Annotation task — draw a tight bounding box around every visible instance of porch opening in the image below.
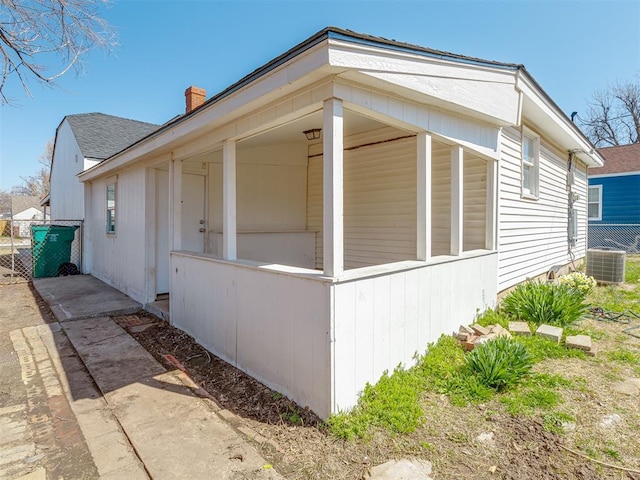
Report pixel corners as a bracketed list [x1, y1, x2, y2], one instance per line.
[169, 106, 493, 276]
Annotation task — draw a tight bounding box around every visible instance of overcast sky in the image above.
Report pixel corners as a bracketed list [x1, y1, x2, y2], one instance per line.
[1, 0, 638, 191]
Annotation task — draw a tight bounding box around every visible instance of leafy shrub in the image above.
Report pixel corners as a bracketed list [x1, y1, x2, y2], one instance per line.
[557, 272, 597, 298]
[501, 280, 589, 328]
[466, 337, 533, 390]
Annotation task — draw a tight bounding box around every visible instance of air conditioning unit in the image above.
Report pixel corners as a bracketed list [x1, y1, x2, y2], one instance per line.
[586, 249, 626, 284]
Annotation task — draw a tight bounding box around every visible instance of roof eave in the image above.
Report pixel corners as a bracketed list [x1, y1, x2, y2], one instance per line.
[516, 69, 604, 168]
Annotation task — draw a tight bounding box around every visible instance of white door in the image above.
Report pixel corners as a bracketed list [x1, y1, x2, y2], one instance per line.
[182, 173, 206, 253]
[155, 170, 170, 294]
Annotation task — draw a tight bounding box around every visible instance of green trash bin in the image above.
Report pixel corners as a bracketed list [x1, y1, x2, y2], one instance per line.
[31, 225, 79, 278]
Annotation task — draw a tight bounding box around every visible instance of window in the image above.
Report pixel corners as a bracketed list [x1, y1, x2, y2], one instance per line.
[106, 183, 116, 234]
[588, 185, 602, 220]
[521, 129, 540, 199]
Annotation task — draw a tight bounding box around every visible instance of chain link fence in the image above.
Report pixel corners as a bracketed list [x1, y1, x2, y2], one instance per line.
[0, 219, 83, 284]
[588, 223, 640, 253]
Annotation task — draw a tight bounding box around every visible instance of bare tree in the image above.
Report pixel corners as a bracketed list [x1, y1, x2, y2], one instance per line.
[578, 80, 640, 147]
[14, 139, 53, 198]
[0, 189, 11, 216]
[0, 0, 116, 103]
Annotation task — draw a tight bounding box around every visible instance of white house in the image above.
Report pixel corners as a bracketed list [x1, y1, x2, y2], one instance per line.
[49, 113, 159, 221]
[58, 28, 604, 418]
[11, 196, 49, 237]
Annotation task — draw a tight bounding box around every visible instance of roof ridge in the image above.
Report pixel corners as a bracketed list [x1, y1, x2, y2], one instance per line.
[66, 112, 159, 126]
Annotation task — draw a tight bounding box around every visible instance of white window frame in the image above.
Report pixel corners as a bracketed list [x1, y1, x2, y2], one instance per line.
[106, 182, 116, 235]
[521, 127, 540, 200]
[588, 185, 602, 221]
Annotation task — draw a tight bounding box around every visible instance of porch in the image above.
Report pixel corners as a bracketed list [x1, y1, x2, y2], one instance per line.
[160, 89, 500, 417]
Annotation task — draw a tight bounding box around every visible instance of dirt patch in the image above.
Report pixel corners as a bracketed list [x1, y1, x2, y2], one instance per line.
[116, 311, 640, 479]
[113, 312, 321, 428]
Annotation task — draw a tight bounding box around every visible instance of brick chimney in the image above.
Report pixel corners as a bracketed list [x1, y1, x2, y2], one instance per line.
[185, 86, 206, 113]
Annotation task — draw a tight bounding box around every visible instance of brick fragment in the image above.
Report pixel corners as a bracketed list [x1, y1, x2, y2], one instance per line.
[459, 325, 475, 335]
[472, 324, 491, 336]
[508, 321, 531, 336]
[490, 324, 512, 338]
[474, 333, 497, 346]
[535, 324, 563, 343]
[565, 335, 592, 351]
[456, 332, 470, 341]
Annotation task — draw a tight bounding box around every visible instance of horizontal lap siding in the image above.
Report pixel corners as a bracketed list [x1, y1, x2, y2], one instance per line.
[498, 127, 587, 291]
[308, 131, 488, 266]
[432, 142, 451, 255]
[464, 154, 487, 251]
[307, 127, 417, 269]
[344, 136, 416, 268]
[589, 175, 640, 223]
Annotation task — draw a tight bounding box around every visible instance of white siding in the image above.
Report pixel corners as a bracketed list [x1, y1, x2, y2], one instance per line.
[431, 142, 451, 255]
[50, 120, 87, 220]
[308, 127, 417, 269]
[498, 127, 587, 291]
[308, 129, 488, 266]
[86, 168, 148, 303]
[171, 252, 331, 418]
[207, 143, 308, 234]
[332, 251, 498, 411]
[464, 153, 487, 251]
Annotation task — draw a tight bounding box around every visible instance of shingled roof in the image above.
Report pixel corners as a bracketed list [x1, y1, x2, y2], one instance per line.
[590, 143, 640, 175]
[11, 196, 43, 216]
[65, 113, 159, 160]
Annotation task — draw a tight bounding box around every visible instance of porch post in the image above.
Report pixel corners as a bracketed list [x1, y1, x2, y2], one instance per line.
[169, 156, 182, 251]
[417, 132, 432, 261]
[485, 159, 498, 250]
[323, 97, 344, 277]
[223, 139, 237, 260]
[450, 146, 463, 256]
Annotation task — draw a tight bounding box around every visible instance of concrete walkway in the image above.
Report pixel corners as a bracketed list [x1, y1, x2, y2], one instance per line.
[33, 275, 141, 321]
[31, 275, 282, 480]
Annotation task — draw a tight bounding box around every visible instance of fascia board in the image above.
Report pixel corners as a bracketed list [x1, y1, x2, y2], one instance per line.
[79, 42, 334, 182]
[328, 39, 520, 126]
[589, 171, 640, 179]
[516, 72, 604, 168]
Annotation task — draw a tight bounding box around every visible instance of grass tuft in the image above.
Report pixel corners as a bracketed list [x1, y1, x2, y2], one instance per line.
[466, 337, 532, 390]
[501, 280, 589, 328]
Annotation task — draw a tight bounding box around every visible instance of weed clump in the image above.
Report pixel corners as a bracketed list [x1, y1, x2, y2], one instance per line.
[466, 337, 533, 390]
[501, 280, 589, 328]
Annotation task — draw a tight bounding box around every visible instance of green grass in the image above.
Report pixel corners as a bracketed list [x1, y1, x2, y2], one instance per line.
[587, 257, 640, 312]
[474, 307, 509, 329]
[625, 256, 640, 283]
[500, 385, 563, 416]
[327, 333, 584, 439]
[605, 348, 640, 366]
[542, 411, 575, 434]
[512, 335, 586, 362]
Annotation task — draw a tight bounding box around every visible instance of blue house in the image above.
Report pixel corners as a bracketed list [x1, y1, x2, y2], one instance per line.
[588, 143, 640, 252]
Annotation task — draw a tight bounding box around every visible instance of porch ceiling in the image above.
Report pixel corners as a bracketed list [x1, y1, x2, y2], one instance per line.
[238, 109, 386, 149]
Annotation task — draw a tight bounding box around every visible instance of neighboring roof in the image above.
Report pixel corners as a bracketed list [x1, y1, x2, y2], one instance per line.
[590, 143, 640, 175]
[64, 113, 159, 160]
[11, 196, 43, 215]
